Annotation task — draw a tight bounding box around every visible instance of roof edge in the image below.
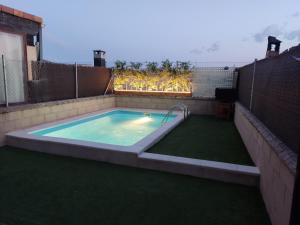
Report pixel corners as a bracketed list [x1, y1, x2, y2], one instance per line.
[0, 4, 43, 24]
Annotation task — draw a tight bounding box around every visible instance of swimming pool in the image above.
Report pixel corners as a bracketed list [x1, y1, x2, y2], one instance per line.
[6, 108, 184, 157]
[31, 110, 176, 146]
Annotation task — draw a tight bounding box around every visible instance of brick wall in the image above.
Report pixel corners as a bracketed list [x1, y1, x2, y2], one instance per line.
[0, 95, 115, 146]
[116, 95, 216, 114]
[235, 102, 296, 225]
[0, 95, 216, 147]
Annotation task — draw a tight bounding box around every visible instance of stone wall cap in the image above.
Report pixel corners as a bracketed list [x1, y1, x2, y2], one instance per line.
[236, 102, 297, 175]
[0, 95, 115, 114]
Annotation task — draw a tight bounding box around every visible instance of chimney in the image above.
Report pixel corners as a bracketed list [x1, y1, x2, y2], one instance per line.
[265, 36, 281, 58]
[93, 50, 106, 67]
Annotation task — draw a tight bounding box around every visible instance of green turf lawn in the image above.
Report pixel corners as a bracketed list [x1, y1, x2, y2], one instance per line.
[148, 115, 254, 165]
[0, 146, 270, 225]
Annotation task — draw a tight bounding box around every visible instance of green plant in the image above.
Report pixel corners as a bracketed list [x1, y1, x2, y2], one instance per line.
[114, 60, 126, 70]
[146, 62, 158, 73]
[113, 60, 192, 93]
[161, 59, 172, 72]
[130, 62, 143, 70]
[180, 62, 191, 72]
[174, 61, 191, 73]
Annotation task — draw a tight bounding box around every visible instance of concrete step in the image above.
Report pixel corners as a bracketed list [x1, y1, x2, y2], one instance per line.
[137, 152, 260, 186]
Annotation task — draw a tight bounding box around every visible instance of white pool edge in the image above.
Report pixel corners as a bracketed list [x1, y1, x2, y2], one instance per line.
[6, 107, 184, 154]
[5, 107, 260, 186]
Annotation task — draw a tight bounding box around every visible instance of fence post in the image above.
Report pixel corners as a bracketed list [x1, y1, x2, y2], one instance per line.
[249, 59, 257, 111]
[1, 54, 8, 107]
[75, 62, 78, 98]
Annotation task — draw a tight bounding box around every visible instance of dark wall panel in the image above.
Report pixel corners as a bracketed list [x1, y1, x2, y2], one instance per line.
[237, 63, 253, 108]
[28, 62, 112, 103]
[238, 45, 300, 154]
[0, 12, 40, 35]
[29, 62, 75, 102]
[78, 66, 111, 97]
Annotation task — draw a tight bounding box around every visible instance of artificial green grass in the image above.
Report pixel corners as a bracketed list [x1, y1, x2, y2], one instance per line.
[0, 146, 270, 225]
[148, 115, 254, 165]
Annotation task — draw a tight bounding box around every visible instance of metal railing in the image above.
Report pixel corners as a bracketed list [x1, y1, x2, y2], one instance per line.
[1, 55, 8, 107]
[161, 103, 189, 126]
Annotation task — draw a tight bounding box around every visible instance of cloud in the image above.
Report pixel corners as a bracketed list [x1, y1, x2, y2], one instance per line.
[206, 42, 220, 52]
[190, 48, 203, 55]
[284, 29, 300, 41]
[291, 12, 299, 18]
[190, 42, 220, 55]
[253, 24, 284, 42]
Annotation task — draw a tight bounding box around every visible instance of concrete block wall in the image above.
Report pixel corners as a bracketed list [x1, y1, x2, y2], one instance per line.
[116, 95, 216, 114]
[234, 102, 297, 225]
[0, 95, 115, 147]
[0, 95, 216, 147]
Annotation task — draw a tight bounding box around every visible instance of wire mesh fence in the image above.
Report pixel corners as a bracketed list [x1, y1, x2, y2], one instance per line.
[0, 56, 5, 105]
[0, 56, 112, 106]
[106, 60, 250, 69]
[192, 67, 237, 98]
[0, 57, 26, 106]
[111, 60, 240, 97]
[0, 56, 244, 107]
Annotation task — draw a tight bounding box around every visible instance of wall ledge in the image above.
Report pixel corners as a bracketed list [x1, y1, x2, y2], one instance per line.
[236, 102, 297, 175]
[116, 94, 215, 101]
[0, 95, 115, 114]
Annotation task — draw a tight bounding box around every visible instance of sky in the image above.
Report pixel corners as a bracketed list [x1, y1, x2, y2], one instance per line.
[1, 0, 300, 66]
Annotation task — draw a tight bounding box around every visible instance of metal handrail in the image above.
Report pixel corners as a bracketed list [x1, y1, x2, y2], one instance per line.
[176, 102, 189, 117]
[161, 103, 189, 125]
[104, 73, 115, 95]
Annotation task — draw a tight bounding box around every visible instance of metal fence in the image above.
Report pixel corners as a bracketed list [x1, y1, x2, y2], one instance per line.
[1, 56, 242, 106]
[192, 67, 238, 98]
[0, 56, 27, 106]
[0, 56, 113, 106]
[238, 45, 300, 154]
[29, 61, 113, 103]
[112, 67, 237, 98]
[0, 55, 5, 105]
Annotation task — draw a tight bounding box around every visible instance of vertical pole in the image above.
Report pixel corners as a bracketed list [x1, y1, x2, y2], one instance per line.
[37, 27, 43, 60]
[249, 59, 257, 112]
[289, 151, 300, 225]
[2, 55, 8, 107]
[75, 62, 78, 98]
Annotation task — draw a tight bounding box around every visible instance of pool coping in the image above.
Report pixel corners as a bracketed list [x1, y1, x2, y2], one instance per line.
[137, 152, 260, 186]
[6, 107, 184, 154]
[5, 107, 260, 186]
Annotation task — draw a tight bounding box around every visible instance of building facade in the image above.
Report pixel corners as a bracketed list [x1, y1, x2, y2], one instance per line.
[0, 4, 43, 105]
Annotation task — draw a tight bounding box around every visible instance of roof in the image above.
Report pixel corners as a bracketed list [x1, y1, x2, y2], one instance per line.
[0, 4, 43, 24]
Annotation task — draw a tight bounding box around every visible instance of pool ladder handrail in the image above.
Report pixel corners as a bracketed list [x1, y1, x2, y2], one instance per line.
[104, 73, 115, 95]
[161, 103, 189, 126]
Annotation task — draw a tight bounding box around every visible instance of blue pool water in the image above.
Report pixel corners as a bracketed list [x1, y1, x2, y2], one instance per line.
[31, 110, 176, 146]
